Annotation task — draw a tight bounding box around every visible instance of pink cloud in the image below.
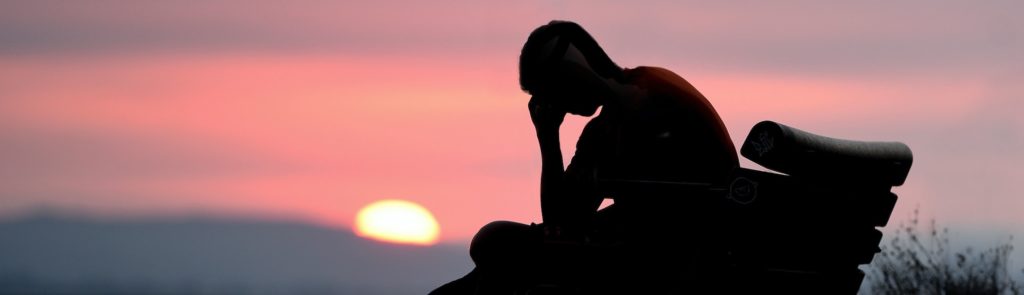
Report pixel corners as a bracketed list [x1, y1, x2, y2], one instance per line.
[3, 49, 1020, 242]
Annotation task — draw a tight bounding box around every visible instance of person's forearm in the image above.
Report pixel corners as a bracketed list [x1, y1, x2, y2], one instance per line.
[536, 126, 565, 224]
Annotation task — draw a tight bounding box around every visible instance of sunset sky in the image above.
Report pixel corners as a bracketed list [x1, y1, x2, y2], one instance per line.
[0, 1, 1021, 245]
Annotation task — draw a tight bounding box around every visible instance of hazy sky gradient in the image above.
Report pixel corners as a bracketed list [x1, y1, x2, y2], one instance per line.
[0, 1, 1021, 245]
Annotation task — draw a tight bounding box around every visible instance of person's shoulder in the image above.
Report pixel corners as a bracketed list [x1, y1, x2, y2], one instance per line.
[625, 65, 673, 75]
[624, 66, 687, 85]
[624, 66, 708, 109]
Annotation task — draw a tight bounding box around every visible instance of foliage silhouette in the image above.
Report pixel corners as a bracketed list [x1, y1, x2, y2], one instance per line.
[865, 209, 1024, 295]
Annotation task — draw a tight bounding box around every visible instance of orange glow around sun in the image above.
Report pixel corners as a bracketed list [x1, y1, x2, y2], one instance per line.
[355, 199, 440, 246]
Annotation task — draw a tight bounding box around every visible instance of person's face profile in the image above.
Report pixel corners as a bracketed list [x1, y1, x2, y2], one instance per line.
[557, 66, 603, 116]
[524, 36, 599, 116]
[531, 74, 600, 117]
[530, 46, 602, 117]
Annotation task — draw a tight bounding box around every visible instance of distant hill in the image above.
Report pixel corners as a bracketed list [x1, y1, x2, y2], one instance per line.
[0, 211, 473, 295]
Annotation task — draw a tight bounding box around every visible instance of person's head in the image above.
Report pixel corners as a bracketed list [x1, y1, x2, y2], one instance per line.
[519, 21, 624, 116]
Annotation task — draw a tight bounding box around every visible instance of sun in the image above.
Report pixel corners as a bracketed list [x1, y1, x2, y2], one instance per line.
[355, 199, 440, 246]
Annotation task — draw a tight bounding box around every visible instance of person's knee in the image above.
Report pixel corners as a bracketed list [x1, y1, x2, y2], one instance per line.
[469, 221, 532, 267]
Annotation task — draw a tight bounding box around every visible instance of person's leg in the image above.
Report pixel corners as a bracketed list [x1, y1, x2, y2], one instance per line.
[470, 220, 551, 294]
[469, 220, 537, 269]
[427, 268, 481, 295]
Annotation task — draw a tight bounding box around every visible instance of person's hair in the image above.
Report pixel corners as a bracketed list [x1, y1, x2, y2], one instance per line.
[519, 20, 623, 94]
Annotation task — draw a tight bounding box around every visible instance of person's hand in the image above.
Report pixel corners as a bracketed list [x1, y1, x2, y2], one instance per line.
[528, 95, 566, 131]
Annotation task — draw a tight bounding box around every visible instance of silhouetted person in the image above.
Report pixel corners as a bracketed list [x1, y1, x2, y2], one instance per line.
[432, 20, 739, 294]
